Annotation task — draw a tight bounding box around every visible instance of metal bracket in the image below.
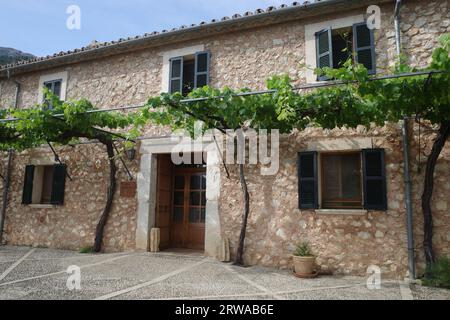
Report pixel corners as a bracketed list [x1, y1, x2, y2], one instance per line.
[112, 142, 133, 181]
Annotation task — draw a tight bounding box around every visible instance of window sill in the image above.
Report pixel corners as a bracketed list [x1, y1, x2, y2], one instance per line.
[28, 204, 56, 209]
[316, 209, 367, 216]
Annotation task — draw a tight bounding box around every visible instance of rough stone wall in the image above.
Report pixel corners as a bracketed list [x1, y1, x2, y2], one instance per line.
[0, 0, 448, 275]
[219, 124, 409, 278]
[1, 143, 139, 252]
[219, 122, 450, 279]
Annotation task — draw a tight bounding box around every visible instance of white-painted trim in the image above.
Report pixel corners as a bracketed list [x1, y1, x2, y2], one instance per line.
[304, 14, 364, 84]
[160, 45, 205, 93]
[37, 71, 68, 103]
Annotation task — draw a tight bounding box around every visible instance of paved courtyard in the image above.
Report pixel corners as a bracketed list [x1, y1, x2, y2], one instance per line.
[0, 246, 449, 300]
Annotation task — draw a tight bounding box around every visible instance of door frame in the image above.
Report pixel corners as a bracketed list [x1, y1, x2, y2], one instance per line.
[135, 137, 222, 258]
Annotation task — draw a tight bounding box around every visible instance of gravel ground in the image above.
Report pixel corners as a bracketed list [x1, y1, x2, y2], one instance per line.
[0, 246, 449, 300]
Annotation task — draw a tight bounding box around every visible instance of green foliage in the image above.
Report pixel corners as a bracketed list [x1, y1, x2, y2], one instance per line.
[423, 257, 450, 289]
[0, 89, 134, 152]
[79, 246, 94, 254]
[1, 34, 449, 153]
[293, 242, 313, 257]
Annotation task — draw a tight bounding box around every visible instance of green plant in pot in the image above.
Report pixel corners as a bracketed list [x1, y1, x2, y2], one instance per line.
[293, 242, 316, 275]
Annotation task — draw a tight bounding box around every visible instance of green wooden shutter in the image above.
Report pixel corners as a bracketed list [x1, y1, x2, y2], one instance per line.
[169, 57, 184, 94]
[194, 51, 210, 89]
[316, 27, 333, 81]
[353, 22, 376, 75]
[298, 152, 318, 209]
[362, 149, 387, 210]
[22, 165, 35, 205]
[50, 164, 67, 205]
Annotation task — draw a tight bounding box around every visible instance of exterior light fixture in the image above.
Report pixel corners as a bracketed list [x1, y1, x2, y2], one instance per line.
[125, 147, 136, 161]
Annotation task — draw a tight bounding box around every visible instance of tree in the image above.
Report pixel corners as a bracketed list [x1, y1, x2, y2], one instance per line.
[0, 94, 133, 252]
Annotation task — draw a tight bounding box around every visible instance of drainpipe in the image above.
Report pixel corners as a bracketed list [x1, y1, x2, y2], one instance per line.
[395, 0, 416, 280]
[0, 71, 19, 244]
[402, 117, 416, 280]
[394, 0, 402, 58]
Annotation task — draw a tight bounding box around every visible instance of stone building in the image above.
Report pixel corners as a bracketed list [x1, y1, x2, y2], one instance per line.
[0, 0, 449, 279]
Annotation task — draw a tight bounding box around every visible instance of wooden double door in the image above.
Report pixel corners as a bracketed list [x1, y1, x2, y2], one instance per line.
[156, 155, 206, 251]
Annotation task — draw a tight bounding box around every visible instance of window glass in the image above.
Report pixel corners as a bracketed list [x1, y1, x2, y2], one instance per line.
[174, 176, 185, 189]
[174, 191, 184, 206]
[173, 207, 184, 223]
[189, 207, 200, 223]
[190, 191, 201, 206]
[190, 175, 201, 190]
[40, 166, 54, 204]
[322, 153, 362, 209]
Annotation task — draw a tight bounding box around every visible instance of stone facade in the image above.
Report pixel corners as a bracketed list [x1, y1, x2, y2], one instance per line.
[1, 144, 139, 252]
[0, 0, 449, 278]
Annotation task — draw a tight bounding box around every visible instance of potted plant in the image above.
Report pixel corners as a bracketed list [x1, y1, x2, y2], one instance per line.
[293, 242, 316, 276]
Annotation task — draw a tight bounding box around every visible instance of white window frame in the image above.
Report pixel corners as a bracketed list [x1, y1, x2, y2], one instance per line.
[304, 14, 364, 84]
[160, 45, 204, 93]
[37, 71, 68, 103]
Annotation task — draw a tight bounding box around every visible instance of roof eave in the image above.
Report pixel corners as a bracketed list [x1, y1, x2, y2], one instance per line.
[0, 0, 391, 79]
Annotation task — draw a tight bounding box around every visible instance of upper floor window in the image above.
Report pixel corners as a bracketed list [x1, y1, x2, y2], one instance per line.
[316, 22, 375, 80]
[43, 79, 62, 99]
[37, 71, 68, 104]
[169, 51, 210, 95]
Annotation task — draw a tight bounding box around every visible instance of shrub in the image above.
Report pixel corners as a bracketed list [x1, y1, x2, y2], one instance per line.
[423, 257, 450, 289]
[294, 242, 314, 257]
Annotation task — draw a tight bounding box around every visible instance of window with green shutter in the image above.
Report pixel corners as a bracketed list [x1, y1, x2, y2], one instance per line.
[298, 149, 387, 211]
[315, 28, 333, 81]
[169, 51, 210, 95]
[353, 22, 376, 74]
[298, 152, 318, 209]
[315, 22, 376, 80]
[169, 57, 183, 94]
[21, 164, 67, 206]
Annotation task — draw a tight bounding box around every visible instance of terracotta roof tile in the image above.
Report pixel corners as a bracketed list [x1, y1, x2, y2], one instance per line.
[0, 0, 345, 72]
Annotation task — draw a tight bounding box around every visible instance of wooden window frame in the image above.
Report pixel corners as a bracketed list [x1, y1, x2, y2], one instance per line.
[319, 151, 364, 210]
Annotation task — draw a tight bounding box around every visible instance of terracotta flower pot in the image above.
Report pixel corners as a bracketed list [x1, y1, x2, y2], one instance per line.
[293, 255, 316, 275]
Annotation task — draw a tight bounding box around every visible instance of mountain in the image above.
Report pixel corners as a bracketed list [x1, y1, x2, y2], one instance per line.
[0, 47, 35, 66]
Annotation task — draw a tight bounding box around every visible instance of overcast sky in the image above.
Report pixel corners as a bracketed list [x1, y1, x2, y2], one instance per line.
[0, 0, 300, 57]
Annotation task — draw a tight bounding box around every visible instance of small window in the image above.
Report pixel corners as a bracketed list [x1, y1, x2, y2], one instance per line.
[316, 23, 376, 79]
[169, 51, 210, 95]
[22, 164, 67, 205]
[321, 152, 362, 209]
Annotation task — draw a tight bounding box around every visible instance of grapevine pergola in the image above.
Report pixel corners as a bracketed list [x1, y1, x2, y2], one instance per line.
[0, 34, 448, 270]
